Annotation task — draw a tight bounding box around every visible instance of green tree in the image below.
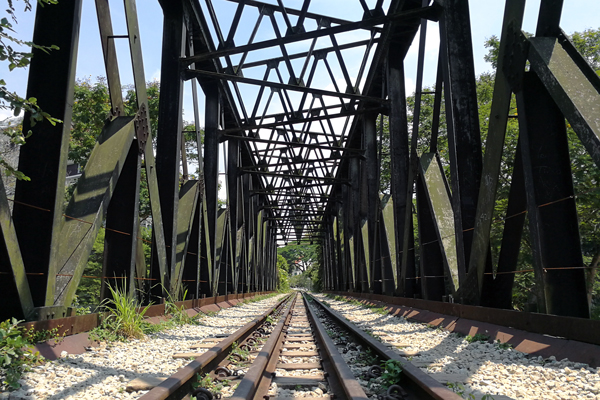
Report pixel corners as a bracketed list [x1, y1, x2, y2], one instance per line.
[276, 254, 290, 292]
[69, 77, 112, 168]
[277, 243, 319, 274]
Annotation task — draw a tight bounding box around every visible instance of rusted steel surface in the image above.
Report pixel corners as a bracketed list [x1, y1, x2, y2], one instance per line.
[19, 291, 273, 339]
[310, 294, 462, 400]
[326, 291, 600, 367]
[303, 293, 368, 400]
[327, 291, 600, 346]
[34, 332, 99, 360]
[20, 313, 100, 339]
[229, 296, 295, 400]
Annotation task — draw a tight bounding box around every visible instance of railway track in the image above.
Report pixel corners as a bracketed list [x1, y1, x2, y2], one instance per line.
[139, 291, 463, 400]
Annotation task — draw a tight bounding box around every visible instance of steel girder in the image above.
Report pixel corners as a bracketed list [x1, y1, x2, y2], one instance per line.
[1, 0, 598, 321]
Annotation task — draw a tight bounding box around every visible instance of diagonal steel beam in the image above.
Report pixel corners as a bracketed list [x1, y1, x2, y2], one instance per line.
[181, 6, 438, 65]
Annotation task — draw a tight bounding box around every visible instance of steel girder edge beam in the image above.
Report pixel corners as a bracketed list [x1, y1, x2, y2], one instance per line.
[528, 35, 600, 168]
[0, 175, 34, 320]
[50, 117, 136, 308]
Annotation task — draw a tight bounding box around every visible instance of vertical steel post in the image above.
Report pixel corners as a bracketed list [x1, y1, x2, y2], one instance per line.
[364, 113, 380, 293]
[438, 0, 484, 288]
[349, 157, 360, 291]
[156, 2, 186, 294]
[493, 143, 527, 309]
[387, 56, 415, 297]
[12, 0, 82, 308]
[516, 72, 589, 318]
[204, 83, 220, 295]
[227, 139, 240, 293]
[102, 142, 141, 299]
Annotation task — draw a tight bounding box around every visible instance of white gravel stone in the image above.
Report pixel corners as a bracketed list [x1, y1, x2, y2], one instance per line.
[5, 294, 286, 399]
[313, 293, 600, 400]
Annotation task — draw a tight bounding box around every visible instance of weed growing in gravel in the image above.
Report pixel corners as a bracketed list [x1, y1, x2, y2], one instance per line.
[363, 303, 387, 315]
[0, 318, 45, 390]
[447, 382, 473, 398]
[228, 341, 250, 362]
[164, 288, 202, 326]
[192, 373, 225, 398]
[371, 306, 388, 315]
[464, 333, 490, 343]
[495, 339, 512, 350]
[238, 293, 279, 306]
[24, 325, 66, 345]
[380, 359, 403, 387]
[322, 301, 331, 307]
[364, 329, 382, 341]
[356, 348, 378, 366]
[90, 283, 151, 342]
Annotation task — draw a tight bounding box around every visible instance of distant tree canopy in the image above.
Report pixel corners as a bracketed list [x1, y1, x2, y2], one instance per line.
[276, 254, 290, 292]
[277, 243, 319, 274]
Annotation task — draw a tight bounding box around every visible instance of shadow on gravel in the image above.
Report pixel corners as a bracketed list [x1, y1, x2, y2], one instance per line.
[17, 358, 170, 400]
[312, 294, 600, 400]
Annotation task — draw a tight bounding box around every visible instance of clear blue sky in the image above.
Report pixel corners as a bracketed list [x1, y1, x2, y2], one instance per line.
[2, 0, 599, 122]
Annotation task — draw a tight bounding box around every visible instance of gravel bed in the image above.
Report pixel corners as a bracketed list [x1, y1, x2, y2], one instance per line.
[313, 294, 600, 400]
[3, 294, 286, 400]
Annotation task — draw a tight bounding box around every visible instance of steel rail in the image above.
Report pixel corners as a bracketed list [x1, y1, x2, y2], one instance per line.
[306, 293, 463, 400]
[229, 293, 296, 399]
[138, 293, 293, 400]
[301, 292, 369, 400]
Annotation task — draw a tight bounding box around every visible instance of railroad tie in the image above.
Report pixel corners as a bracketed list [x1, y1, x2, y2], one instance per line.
[276, 362, 322, 370]
[125, 376, 168, 392]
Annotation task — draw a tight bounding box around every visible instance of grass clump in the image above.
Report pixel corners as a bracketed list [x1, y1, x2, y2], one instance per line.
[165, 288, 202, 326]
[0, 318, 44, 390]
[191, 373, 226, 399]
[90, 283, 151, 342]
[495, 339, 512, 350]
[464, 333, 490, 343]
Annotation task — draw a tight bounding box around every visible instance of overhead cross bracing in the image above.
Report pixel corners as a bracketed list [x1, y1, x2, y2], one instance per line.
[1, 0, 600, 324]
[184, 0, 420, 246]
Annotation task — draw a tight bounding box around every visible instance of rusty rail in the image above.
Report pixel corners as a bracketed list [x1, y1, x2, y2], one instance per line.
[139, 293, 293, 400]
[229, 294, 296, 399]
[302, 292, 369, 400]
[307, 293, 463, 400]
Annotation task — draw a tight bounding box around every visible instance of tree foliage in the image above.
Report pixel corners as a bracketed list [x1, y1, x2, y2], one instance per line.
[277, 243, 319, 274]
[276, 254, 290, 292]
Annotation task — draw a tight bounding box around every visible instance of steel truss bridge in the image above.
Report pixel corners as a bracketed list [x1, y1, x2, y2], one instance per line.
[1, 0, 599, 322]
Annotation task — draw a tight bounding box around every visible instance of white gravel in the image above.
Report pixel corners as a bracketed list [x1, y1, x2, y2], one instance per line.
[2, 294, 286, 400]
[313, 294, 600, 400]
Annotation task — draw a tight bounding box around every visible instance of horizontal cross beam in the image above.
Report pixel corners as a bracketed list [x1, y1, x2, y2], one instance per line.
[185, 69, 388, 104]
[181, 6, 438, 65]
